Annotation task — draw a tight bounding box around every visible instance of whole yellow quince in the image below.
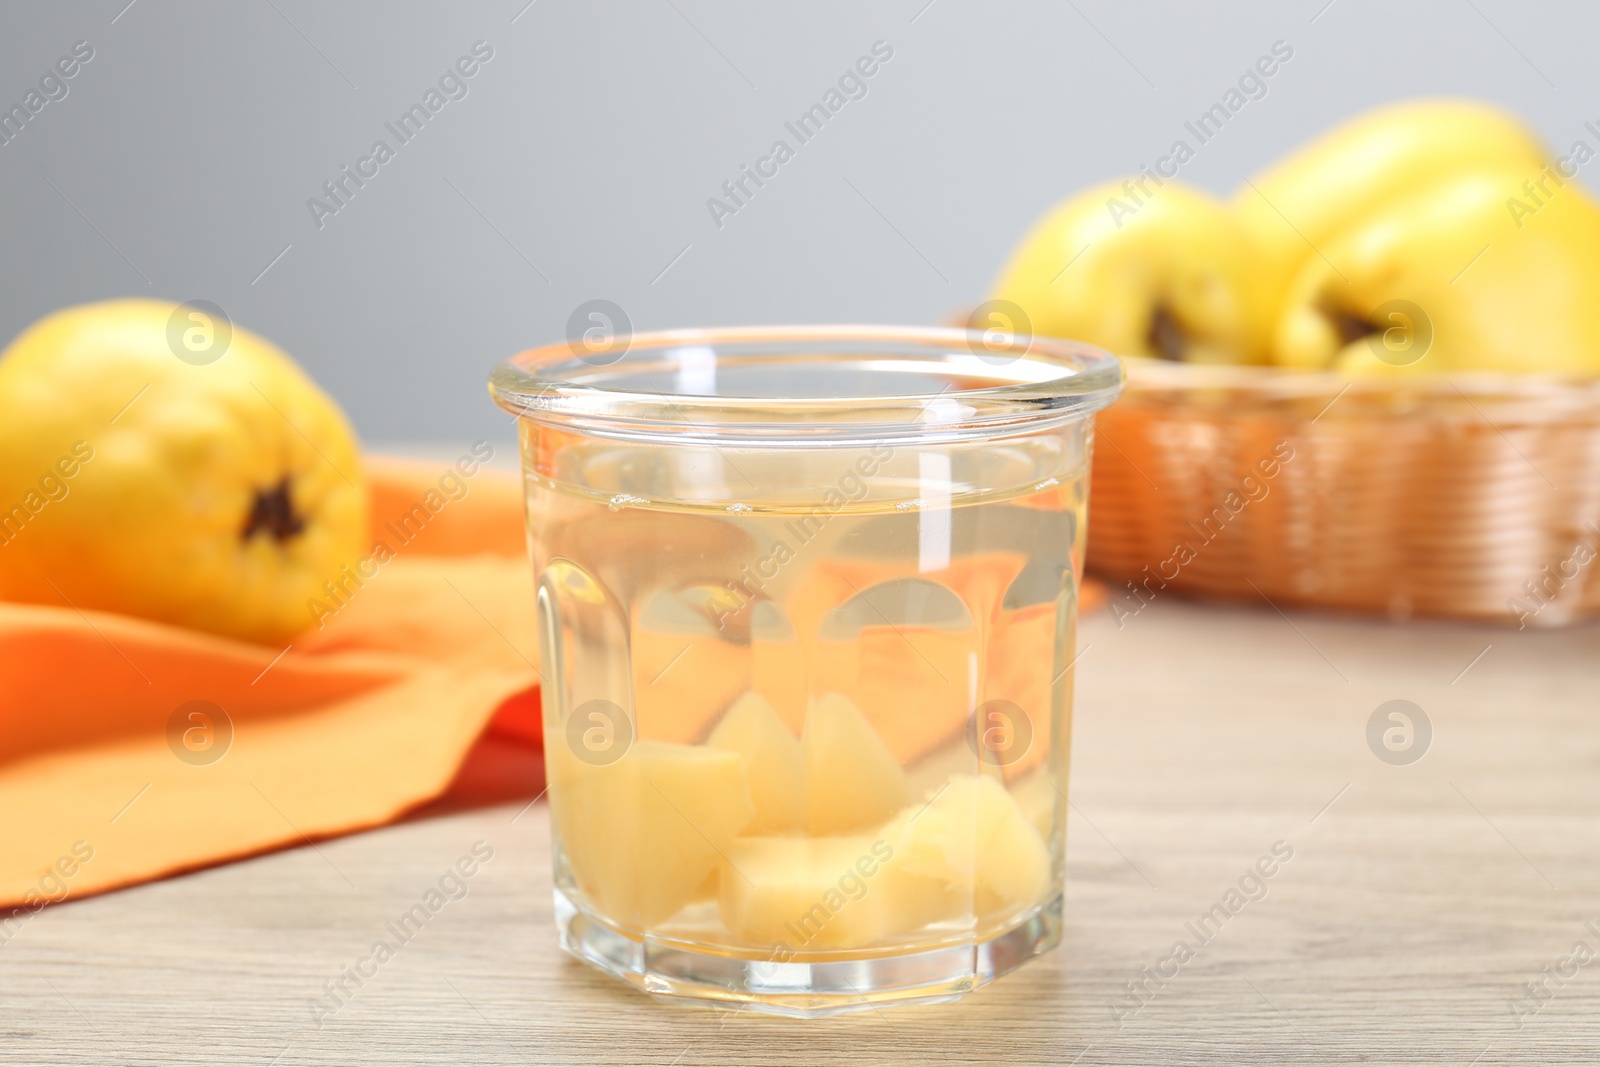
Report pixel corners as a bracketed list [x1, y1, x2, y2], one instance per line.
[0, 299, 366, 643]
[991, 180, 1270, 363]
[1274, 169, 1600, 374]
[1234, 98, 1552, 335]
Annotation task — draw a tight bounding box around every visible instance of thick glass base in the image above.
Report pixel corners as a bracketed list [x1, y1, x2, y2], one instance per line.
[554, 886, 1063, 1017]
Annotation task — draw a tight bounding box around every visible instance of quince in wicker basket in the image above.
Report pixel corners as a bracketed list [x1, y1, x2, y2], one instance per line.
[983, 99, 1600, 627]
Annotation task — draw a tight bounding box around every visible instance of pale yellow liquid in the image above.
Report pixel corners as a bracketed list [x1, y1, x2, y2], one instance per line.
[526, 429, 1087, 960]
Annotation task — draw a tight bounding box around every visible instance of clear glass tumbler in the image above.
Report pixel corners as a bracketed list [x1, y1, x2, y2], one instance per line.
[489, 326, 1121, 1015]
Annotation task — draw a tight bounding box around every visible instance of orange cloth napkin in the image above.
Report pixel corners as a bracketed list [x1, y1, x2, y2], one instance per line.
[1, 455, 542, 911]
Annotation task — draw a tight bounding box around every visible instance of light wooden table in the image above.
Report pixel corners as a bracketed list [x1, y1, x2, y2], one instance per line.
[8, 597, 1598, 1066]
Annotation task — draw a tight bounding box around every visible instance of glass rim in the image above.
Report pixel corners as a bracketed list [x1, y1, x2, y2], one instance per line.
[488, 325, 1124, 446]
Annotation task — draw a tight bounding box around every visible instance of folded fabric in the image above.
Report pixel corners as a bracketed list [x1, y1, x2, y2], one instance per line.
[1, 456, 541, 912]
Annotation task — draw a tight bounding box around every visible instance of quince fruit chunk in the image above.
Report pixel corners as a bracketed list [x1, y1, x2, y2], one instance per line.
[551, 740, 754, 928]
[802, 693, 911, 835]
[707, 691, 804, 833]
[718, 834, 959, 950]
[892, 774, 1051, 916]
[1011, 771, 1059, 843]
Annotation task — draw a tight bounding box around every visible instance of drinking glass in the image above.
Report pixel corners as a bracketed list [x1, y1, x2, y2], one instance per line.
[490, 326, 1122, 1015]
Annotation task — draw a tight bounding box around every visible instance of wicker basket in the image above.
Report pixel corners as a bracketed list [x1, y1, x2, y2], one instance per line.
[1086, 358, 1600, 627]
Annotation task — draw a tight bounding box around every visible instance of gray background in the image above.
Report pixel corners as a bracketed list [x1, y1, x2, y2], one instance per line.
[1, 0, 1594, 446]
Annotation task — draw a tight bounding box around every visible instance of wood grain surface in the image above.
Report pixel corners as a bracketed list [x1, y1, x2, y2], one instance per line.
[7, 596, 1598, 1066]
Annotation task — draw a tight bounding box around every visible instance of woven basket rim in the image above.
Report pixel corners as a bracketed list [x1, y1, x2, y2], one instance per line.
[1116, 356, 1600, 423]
